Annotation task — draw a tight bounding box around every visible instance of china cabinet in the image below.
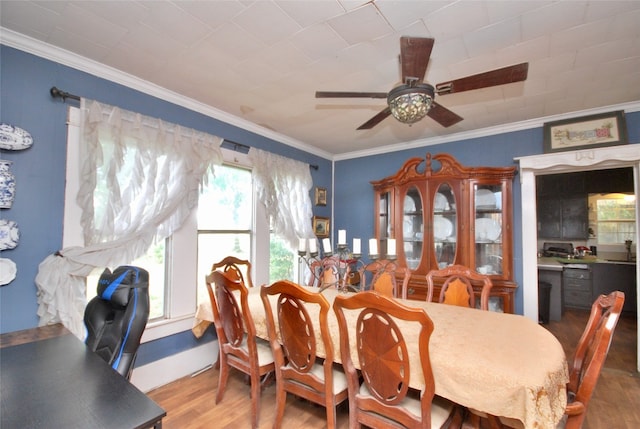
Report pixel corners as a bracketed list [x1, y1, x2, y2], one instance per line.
[371, 153, 517, 312]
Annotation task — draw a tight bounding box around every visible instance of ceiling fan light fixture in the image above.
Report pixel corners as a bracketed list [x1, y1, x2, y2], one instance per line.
[387, 83, 435, 124]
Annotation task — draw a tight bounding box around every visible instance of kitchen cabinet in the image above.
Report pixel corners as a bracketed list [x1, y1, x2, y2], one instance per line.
[538, 169, 634, 196]
[536, 168, 633, 240]
[542, 261, 636, 314]
[561, 197, 589, 239]
[537, 199, 562, 238]
[592, 262, 637, 314]
[586, 168, 634, 193]
[563, 267, 593, 310]
[537, 172, 585, 197]
[537, 196, 588, 240]
[371, 153, 517, 312]
[536, 173, 588, 240]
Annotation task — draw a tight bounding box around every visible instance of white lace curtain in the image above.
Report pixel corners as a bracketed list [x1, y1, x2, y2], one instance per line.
[249, 147, 315, 250]
[35, 99, 223, 338]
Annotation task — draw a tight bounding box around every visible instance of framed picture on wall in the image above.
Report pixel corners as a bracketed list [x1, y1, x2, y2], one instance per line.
[314, 187, 327, 206]
[543, 110, 627, 153]
[312, 216, 330, 238]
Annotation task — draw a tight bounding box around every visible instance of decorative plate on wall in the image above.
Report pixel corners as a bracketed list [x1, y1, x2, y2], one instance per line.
[0, 123, 33, 150]
[0, 219, 20, 250]
[0, 160, 16, 209]
[0, 258, 17, 286]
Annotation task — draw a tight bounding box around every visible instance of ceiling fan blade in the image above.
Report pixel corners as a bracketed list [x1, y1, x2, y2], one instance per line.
[316, 91, 388, 99]
[435, 63, 529, 95]
[400, 37, 434, 84]
[357, 107, 392, 130]
[427, 102, 463, 128]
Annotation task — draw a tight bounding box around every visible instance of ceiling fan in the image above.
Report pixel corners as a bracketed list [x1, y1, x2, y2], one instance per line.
[315, 37, 529, 130]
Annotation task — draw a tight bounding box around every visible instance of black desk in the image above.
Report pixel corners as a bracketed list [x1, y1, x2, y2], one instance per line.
[1, 327, 165, 429]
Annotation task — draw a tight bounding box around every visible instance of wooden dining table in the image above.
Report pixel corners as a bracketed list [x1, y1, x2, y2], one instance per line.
[193, 286, 568, 429]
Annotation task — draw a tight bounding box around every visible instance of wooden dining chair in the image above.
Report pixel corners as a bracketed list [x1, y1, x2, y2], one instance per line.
[211, 255, 254, 288]
[425, 264, 493, 311]
[206, 269, 275, 429]
[260, 280, 348, 428]
[358, 259, 411, 299]
[498, 291, 626, 429]
[333, 291, 459, 429]
[308, 255, 349, 290]
[562, 291, 625, 429]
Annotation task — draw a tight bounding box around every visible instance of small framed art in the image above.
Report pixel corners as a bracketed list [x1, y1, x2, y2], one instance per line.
[312, 216, 330, 238]
[314, 187, 327, 206]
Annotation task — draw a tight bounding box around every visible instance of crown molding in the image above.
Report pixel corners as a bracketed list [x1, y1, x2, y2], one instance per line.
[335, 101, 640, 161]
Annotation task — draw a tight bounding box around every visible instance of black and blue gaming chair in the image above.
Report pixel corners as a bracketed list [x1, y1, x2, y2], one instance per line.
[84, 265, 150, 380]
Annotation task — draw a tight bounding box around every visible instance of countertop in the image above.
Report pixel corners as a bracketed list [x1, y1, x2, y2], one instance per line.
[538, 256, 636, 270]
[537, 257, 565, 271]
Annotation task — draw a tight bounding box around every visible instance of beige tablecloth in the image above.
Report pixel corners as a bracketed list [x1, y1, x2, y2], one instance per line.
[193, 287, 568, 429]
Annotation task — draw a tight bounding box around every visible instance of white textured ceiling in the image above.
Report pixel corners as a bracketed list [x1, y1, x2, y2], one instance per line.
[1, 0, 639, 157]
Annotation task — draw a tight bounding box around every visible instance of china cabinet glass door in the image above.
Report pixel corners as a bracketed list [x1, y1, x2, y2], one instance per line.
[473, 183, 503, 275]
[402, 186, 423, 270]
[433, 183, 457, 269]
[377, 190, 392, 257]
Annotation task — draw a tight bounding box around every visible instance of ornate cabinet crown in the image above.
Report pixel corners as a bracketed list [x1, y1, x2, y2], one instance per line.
[371, 153, 517, 312]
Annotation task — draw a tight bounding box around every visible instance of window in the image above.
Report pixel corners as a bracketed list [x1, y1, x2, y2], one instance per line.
[592, 193, 636, 244]
[195, 163, 298, 304]
[269, 232, 296, 284]
[67, 107, 171, 320]
[86, 242, 167, 320]
[196, 164, 253, 304]
[65, 107, 300, 341]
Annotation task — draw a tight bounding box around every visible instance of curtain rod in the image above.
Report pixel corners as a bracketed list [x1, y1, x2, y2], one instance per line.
[49, 87, 319, 171]
[50, 86, 80, 102]
[224, 139, 318, 170]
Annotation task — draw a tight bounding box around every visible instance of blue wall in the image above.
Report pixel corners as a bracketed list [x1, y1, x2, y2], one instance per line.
[335, 116, 640, 314]
[0, 46, 331, 356]
[1, 44, 638, 364]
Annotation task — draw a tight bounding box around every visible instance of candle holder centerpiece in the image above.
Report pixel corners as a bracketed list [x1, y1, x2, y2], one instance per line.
[298, 230, 397, 293]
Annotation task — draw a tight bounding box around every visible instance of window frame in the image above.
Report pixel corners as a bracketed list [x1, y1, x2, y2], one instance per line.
[195, 161, 255, 306]
[592, 193, 636, 246]
[64, 107, 270, 342]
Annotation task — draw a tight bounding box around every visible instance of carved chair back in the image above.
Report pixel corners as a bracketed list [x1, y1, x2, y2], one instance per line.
[211, 255, 253, 288]
[358, 259, 410, 299]
[333, 291, 455, 428]
[426, 264, 492, 311]
[308, 256, 349, 290]
[261, 280, 348, 428]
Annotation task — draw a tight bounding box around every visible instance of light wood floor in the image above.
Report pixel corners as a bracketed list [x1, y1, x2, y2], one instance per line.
[147, 309, 639, 429]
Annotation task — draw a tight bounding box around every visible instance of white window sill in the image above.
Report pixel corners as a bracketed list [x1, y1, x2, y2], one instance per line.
[140, 314, 199, 343]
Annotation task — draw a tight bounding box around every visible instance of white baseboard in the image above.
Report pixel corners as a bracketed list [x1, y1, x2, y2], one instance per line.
[130, 341, 219, 393]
